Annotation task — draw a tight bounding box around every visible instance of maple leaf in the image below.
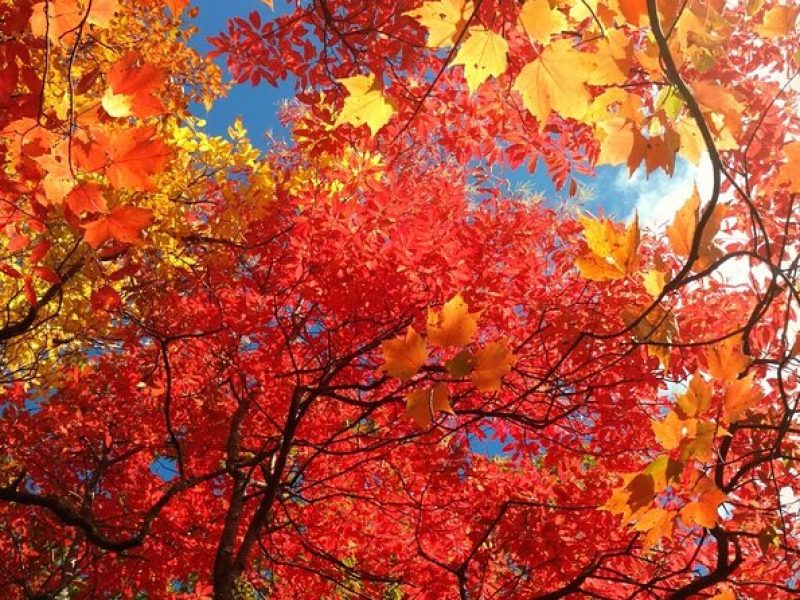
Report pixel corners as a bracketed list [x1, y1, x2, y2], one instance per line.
[101, 53, 165, 118]
[575, 213, 639, 281]
[674, 374, 712, 419]
[165, 0, 190, 15]
[381, 326, 428, 379]
[631, 506, 674, 551]
[426, 293, 480, 347]
[452, 26, 508, 93]
[65, 183, 108, 215]
[679, 475, 727, 529]
[722, 372, 763, 425]
[777, 141, 800, 193]
[471, 338, 516, 392]
[445, 349, 474, 377]
[666, 186, 727, 270]
[98, 126, 172, 191]
[644, 455, 684, 492]
[616, 0, 647, 26]
[513, 39, 593, 125]
[706, 335, 750, 383]
[652, 411, 696, 451]
[334, 73, 395, 136]
[755, 5, 799, 39]
[404, 0, 474, 48]
[82, 205, 153, 248]
[518, 0, 566, 45]
[406, 383, 453, 428]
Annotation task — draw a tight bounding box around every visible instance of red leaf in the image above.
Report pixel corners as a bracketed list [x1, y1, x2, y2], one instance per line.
[82, 205, 153, 248]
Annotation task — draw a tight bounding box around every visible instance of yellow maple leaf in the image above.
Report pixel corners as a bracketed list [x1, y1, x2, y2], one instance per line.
[575, 213, 639, 281]
[755, 5, 799, 39]
[427, 293, 480, 347]
[653, 411, 696, 451]
[453, 26, 508, 93]
[706, 335, 750, 383]
[381, 326, 428, 379]
[632, 506, 675, 550]
[334, 73, 395, 136]
[518, 0, 567, 44]
[675, 374, 712, 419]
[406, 383, 453, 428]
[722, 372, 763, 425]
[404, 0, 474, 48]
[471, 338, 516, 392]
[513, 39, 593, 124]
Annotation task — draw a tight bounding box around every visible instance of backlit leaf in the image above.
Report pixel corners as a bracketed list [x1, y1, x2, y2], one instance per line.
[334, 73, 395, 136]
[453, 26, 508, 93]
[381, 326, 428, 379]
[427, 293, 480, 347]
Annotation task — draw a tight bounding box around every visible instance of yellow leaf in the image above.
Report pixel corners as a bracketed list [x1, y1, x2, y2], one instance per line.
[643, 268, 667, 297]
[585, 35, 629, 87]
[427, 293, 480, 347]
[406, 383, 453, 428]
[404, 0, 474, 48]
[575, 213, 639, 281]
[518, 0, 567, 44]
[682, 421, 716, 462]
[513, 39, 593, 124]
[632, 506, 674, 550]
[722, 372, 763, 425]
[471, 338, 516, 392]
[453, 26, 508, 93]
[676, 118, 704, 165]
[706, 335, 750, 383]
[334, 73, 395, 136]
[644, 455, 683, 492]
[381, 326, 428, 379]
[652, 411, 696, 451]
[675, 374, 712, 419]
[679, 475, 727, 529]
[755, 5, 799, 39]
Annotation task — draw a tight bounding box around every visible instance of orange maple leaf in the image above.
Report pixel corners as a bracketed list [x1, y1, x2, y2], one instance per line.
[102, 53, 165, 118]
[97, 126, 172, 191]
[82, 205, 153, 248]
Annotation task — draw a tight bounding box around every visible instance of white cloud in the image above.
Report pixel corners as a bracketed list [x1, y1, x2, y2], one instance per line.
[614, 154, 715, 230]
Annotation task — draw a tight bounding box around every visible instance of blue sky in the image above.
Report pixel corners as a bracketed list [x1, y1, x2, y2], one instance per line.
[187, 1, 702, 227]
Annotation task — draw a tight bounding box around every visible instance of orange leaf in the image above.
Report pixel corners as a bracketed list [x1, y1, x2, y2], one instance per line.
[406, 383, 453, 428]
[99, 126, 172, 191]
[666, 186, 726, 270]
[165, 0, 190, 15]
[675, 374, 712, 418]
[679, 475, 727, 529]
[471, 338, 516, 392]
[427, 293, 480, 347]
[706, 335, 750, 382]
[66, 183, 108, 215]
[102, 53, 165, 118]
[380, 326, 428, 379]
[722, 372, 763, 425]
[82, 205, 153, 248]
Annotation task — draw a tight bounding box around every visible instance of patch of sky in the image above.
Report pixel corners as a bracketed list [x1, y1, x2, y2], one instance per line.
[150, 456, 179, 482]
[188, 0, 295, 141]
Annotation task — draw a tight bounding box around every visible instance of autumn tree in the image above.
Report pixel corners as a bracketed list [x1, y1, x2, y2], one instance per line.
[1, 0, 800, 598]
